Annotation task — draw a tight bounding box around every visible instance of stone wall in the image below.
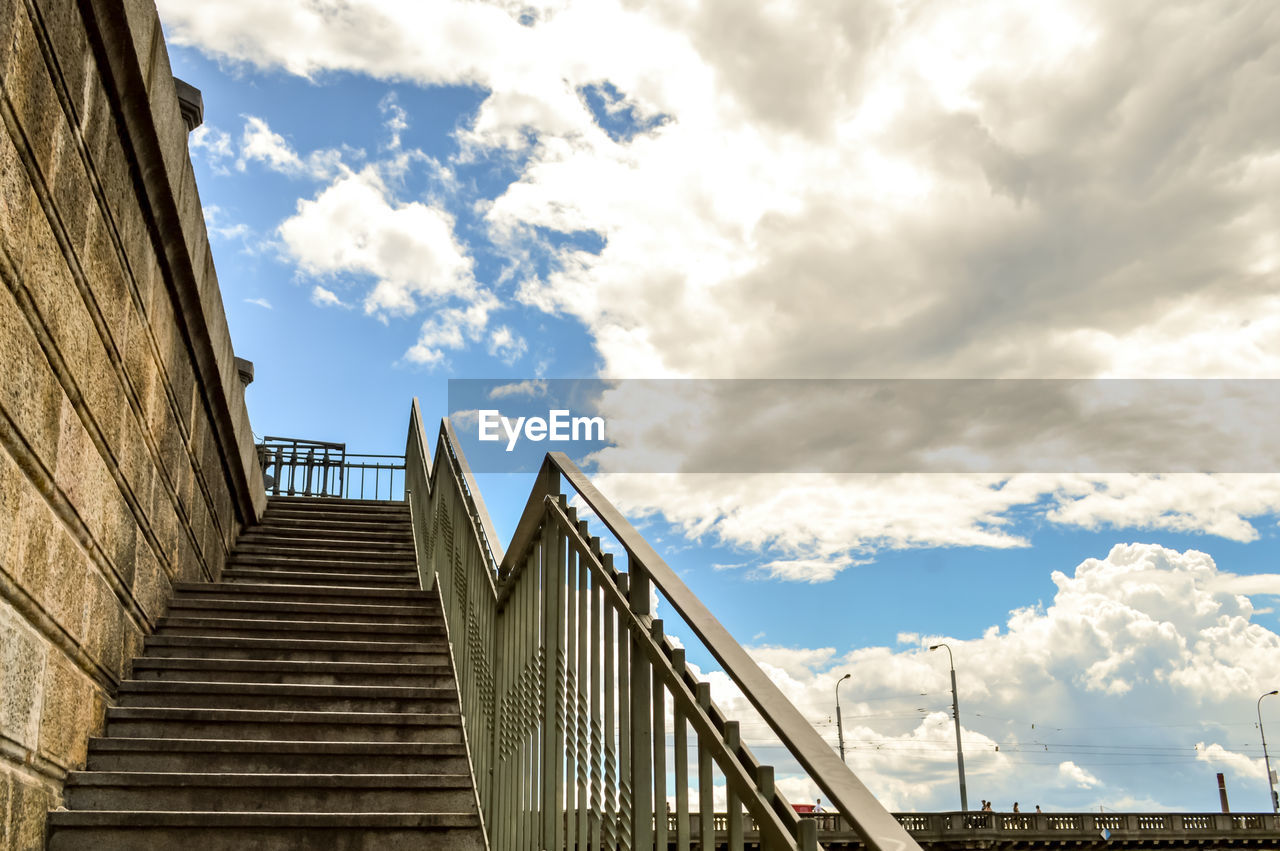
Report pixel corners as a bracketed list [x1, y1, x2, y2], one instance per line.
[0, 0, 265, 845]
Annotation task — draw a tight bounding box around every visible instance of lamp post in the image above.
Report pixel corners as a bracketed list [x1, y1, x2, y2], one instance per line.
[1259, 690, 1279, 814]
[836, 674, 851, 763]
[930, 643, 968, 812]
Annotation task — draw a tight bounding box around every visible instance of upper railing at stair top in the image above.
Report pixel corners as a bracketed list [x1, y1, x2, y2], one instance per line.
[256, 435, 405, 501]
[403, 399, 920, 851]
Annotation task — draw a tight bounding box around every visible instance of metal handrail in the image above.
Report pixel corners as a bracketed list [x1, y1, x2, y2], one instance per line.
[495, 452, 916, 851]
[405, 405, 920, 851]
[257, 435, 405, 500]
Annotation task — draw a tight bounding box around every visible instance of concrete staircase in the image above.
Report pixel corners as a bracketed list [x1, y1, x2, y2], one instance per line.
[47, 497, 487, 850]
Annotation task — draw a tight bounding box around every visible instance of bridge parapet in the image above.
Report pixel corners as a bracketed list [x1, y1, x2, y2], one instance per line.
[801, 810, 1280, 847]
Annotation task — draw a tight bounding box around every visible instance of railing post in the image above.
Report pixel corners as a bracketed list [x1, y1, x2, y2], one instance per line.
[541, 518, 566, 851]
[697, 682, 715, 851]
[725, 721, 744, 849]
[272, 446, 283, 495]
[564, 528, 580, 851]
[575, 530, 591, 847]
[672, 648, 691, 851]
[603, 554, 619, 849]
[797, 817, 818, 851]
[618, 573, 635, 851]
[630, 556, 655, 850]
[652, 619, 669, 851]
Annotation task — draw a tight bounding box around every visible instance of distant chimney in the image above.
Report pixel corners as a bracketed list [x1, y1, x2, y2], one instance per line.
[174, 77, 203, 132]
[1217, 772, 1230, 813]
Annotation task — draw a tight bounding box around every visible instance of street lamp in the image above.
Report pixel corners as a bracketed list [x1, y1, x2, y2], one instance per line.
[930, 643, 968, 812]
[1259, 690, 1279, 814]
[836, 674, 851, 763]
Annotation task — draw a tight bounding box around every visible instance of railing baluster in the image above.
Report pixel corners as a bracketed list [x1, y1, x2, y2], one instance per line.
[541, 519, 562, 851]
[576, 526, 591, 847]
[565, 535, 579, 851]
[629, 561, 654, 850]
[604, 558, 619, 850]
[696, 683, 715, 851]
[673, 648, 691, 851]
[618, 573, 634, 851]
[725, 721, 743, 851]
[590, 565, 605, 850]
[653, 620, 668, 851]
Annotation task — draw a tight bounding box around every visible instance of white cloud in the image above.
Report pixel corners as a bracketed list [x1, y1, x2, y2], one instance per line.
[279, 166, 477, 319]
[310, 285, 348, 308]
[381, 92, 409, 149]
[487, 325, 528, 364]
[244, 297, 273, 309]
[686, 544, 1280, 810]
[161, 0, 1280, 391]
[756, 556, 856, 584]
[404, 292, 500, 366]
[189, 124, 233, 172]
[590, 473, 1280, 580]
[202, 205, 250, 240]
[1197, 742, 1266, 780]
[1058, 760, 1102, 789]
[237, 116, 348, 179]
[488, 379, 548, 399]
[238, 115, 306, 174]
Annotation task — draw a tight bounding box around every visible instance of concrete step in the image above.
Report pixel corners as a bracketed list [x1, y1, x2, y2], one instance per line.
[267, 495, 410, 513]
[233, 541, 415, 560]
[128, 658, 455, 687]
[257, 514, 410, 533]
[116, 680, 459, 713]
[172, 581, 433, 603]
[166, 597, 440, 624]
[64, 771, 478, 813]
[221, 568, 419, 588]
[143, 635, 448, 664]
[237, 525, 414, 545]
[85, 738, 471, 774]
[155, 616, 441, 642]
[47, 811, 485, 851]
[105, 707, 465, 743]
[227, 553, 417, 572]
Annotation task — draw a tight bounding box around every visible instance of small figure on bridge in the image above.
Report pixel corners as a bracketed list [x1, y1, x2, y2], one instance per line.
[1035, 805, 1042, 813]
[1012, 802, 1020, 813]
[813, 798, 825, 813]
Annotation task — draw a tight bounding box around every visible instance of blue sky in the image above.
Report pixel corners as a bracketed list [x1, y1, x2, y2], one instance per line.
[161, 0, 1280, 814]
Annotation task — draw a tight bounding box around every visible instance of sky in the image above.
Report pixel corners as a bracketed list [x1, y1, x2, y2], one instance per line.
[157, 0, 1280, 815]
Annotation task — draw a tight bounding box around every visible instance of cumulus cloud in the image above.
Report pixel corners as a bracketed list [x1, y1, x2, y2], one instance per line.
[686, 544, 1280, 810]
[1196, 742, 1267, 780]
[162, 0, 1280, 400]
[278, 165, 477, 319]
[160, 1, 1280, 381]
[1058, 761, 1102, 789]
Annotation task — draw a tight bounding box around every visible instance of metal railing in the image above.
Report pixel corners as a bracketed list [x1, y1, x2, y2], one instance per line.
[257, 435, 405, 500]
[403, 401, 920, 851]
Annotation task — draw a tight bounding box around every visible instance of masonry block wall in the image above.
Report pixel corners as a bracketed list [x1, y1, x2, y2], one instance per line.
[0, 0, 265, 845]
